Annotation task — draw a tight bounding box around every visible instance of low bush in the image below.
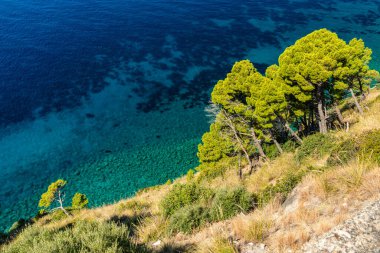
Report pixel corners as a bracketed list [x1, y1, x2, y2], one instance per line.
[359, 130, 380, 164]
[165, 187, 253, 233]
[117, 200, 150, 213]
[160, 183, 214, 217]
[262, 143, 280, 160]
[327, 138, 359, 166]
[167, 204, 210, 234]
[196, 156, 237, 182]
[2, 221, 147, 253]
[282, 139, 299, 153]
[210, 187, 254, 221]
[197, 163, 227, 181]
[51, 209, 68, 221]
[257, 171, 305, 207]
[186, 169, 195, 182]
[296, 133, 335, 161]
[328, 130, 380, 166]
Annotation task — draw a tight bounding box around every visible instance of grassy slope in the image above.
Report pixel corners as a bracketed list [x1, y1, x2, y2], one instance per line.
[1, 90, 380, 253]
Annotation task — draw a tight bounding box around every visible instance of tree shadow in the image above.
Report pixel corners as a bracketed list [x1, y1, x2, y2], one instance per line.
[108, 212, 150, 236]
[154, 243, 195, 253]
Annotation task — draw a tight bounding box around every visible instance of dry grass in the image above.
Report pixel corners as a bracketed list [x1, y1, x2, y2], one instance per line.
[195, 236, 237, 253]
[348, 90, 380, 133]
[245, 153, 298, 193]
[207, 167, 242, 191]
[261, 162, 380, 252]
[231, 198, 281, 243]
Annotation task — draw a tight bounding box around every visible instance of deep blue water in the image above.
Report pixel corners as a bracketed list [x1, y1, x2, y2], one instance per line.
[0, 0, 380, 231]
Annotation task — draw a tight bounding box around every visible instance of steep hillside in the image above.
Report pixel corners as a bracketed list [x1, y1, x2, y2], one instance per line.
[1, 89, 380, 253]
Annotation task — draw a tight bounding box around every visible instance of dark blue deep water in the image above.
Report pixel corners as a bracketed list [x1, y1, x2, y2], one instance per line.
[1, 0, 380, 231]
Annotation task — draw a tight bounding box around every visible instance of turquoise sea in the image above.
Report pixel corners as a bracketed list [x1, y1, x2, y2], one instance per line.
[1, 0, 380, 231]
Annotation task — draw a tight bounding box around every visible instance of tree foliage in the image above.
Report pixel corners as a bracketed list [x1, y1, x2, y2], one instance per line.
[38, 179, 89, 216]
[197, 28, 378, 179]
[38, 179, 67, 209]
[197, 122, 234, 164]
[71, 193, 89, 210]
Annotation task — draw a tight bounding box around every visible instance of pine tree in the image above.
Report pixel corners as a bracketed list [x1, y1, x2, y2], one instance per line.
[252, 65, 303, 145]
[197, 121, 234, 166]
[334, 38, 379, 114]
[211, 60, 267, 163]
[277, 29, 348, 134]
[39, 179, 70, 216]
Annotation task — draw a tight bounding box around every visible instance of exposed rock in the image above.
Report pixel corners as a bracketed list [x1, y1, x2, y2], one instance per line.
[240, 242, 266, 253]
[302, 199, 380, 253]
[152, 239, 161, 247]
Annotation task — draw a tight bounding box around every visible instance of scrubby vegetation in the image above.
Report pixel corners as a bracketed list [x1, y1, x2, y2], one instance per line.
[1, 29, 380, 253]
[161, 184, 253, 234]
[2, 221, 147, 253]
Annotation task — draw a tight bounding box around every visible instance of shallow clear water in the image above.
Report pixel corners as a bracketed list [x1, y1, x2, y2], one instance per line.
[0, 0, 380, 231]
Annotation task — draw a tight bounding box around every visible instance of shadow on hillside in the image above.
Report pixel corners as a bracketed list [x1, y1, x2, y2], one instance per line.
[108, 213, 150, 236]
[108, 214, 194, 252]
[154, 243, 195, 253]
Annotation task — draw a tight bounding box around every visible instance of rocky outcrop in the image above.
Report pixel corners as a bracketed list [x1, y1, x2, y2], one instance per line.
[302, 199, 380, 253]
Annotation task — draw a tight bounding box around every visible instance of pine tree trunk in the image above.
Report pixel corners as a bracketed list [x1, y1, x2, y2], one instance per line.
[58, 190, 70, 216]
[318, 99, 327, 134]
[223, 111, 253, 172]
[273, 138, 283, 154]
[350, 88, 364, 114]
[238, 153, 242, 180]
[249, 158, 257, 174]
[269, 131, 283, 154]
[250, 127, 267, 159]
[284, 122, 303, 144]
[334, 103, 345, 125]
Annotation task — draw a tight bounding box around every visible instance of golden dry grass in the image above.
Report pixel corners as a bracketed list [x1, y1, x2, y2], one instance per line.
[231, 198, 280, 243]
[245, 153, 298, 193]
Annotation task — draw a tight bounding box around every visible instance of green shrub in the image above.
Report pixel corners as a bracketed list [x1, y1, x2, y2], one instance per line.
[359, 130, 380, 164]
[257, 171, 305, 207]
[296, 133, 335, 161]
[327, 138, 359, 166]
[50, 209, 68, 221]
[186, 169, 195, 182]
[167, 204, 210, 234]
[327, 130, 380, 166]
[196, 157, 238, 182]
[2, 221, 147, 253]
[262, 143, 280, 160]
[164, 185, 255, 233]
[196, 163, 227, 181]
[210, 187, 253, 221]
[160, 183, 214, 217]
[282, 139, 300, 153]
[117, 200, 150, 213]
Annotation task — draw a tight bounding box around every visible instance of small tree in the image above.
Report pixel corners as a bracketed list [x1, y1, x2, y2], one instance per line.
[71, 193, 89, 209]
[39, 179, 70, 216]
